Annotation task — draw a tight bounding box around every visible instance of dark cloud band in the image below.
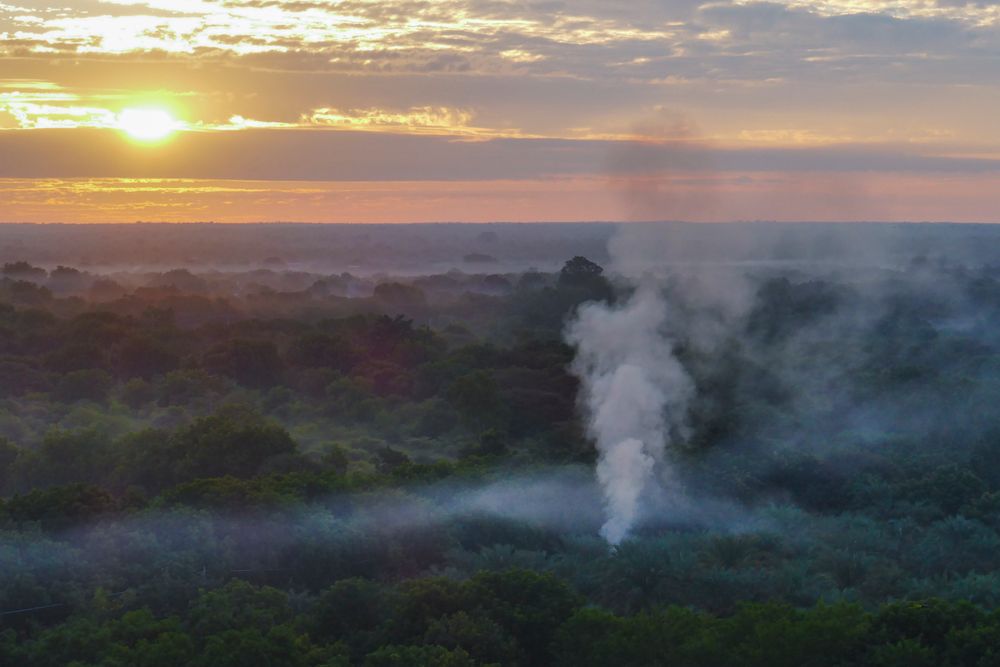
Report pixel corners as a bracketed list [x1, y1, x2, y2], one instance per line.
[0, 128, 997, 180]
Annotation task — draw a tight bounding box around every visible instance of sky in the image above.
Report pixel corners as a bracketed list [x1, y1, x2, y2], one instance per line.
[1, 0, 999, 223]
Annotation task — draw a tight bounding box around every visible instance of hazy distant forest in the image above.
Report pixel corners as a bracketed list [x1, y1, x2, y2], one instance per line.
[8, 222, 1000, 666]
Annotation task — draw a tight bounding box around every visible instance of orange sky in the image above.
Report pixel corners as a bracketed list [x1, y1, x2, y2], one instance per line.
[2, 0, 999, 222]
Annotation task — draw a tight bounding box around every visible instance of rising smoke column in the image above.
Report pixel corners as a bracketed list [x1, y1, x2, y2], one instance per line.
[567, 280, 694, 545]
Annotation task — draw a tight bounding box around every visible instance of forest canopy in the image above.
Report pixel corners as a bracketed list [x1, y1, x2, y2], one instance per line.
[5, 222, 1000, 665]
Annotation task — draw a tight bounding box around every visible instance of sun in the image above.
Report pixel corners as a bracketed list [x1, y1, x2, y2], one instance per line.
[117, 108, 179, 141]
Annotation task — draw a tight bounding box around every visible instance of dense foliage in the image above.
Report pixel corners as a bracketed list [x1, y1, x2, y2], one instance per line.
[6, 239, 1000, 664]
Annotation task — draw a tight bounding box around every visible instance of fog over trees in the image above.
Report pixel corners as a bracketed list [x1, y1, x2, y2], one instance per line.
[7, 222, 1000, 665]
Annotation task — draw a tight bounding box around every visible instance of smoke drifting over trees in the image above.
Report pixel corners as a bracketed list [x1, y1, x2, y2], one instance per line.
[8, 222, 1000, 663]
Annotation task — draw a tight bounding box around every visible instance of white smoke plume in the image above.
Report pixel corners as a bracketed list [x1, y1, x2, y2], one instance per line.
[567, 279, 695, 544]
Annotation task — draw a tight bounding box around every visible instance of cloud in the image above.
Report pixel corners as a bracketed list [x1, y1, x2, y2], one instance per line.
[1, 127, 999, 181]
[302, 105, 532, 138]
[3, 170, 1000, 223]
[2, 0, 1000, 221]
[7, 0, 991, 85]
[0, 83, 526, 138]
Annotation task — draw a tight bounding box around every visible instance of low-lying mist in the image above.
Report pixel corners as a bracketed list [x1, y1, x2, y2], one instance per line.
[8, 220, 1000, 627]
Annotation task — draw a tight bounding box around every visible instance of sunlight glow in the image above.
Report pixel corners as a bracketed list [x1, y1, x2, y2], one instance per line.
[117, 108, 179, 141]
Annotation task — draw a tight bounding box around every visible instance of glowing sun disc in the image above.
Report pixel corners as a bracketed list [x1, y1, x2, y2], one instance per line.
[118, 108, 178, 141]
